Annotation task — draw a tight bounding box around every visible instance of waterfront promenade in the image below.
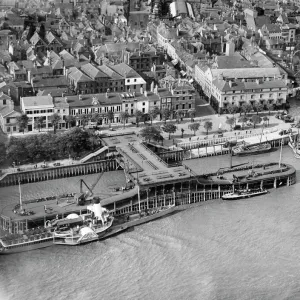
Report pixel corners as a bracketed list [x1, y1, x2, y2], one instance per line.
[0, 112, 290, 175]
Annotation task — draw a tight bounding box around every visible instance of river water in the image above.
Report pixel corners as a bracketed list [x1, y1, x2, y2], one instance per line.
[1, 149, 300, 300]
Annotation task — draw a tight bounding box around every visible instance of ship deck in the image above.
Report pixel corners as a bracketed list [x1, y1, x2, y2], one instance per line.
[207, 163, 292, 184]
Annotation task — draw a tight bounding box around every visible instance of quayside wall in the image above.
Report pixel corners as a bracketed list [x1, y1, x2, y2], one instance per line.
[0, 159, 118, 187]
[0, 163, 296, 233]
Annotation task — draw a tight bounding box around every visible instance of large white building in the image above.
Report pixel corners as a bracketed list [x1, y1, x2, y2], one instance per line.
[211, 77, 288, 111]
[20, 95, 54, 131]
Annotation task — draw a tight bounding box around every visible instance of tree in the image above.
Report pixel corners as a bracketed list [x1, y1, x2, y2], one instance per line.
[16, 114, 29, 134]
[203, 120, 213, 135]
[148, 106, 160, 125]
[65, 115, 77, 128]
[134, 110, 144, 127]
[78, 114, 89, 128]
[35, 116, 44, 132]
[251, 115, 262, 128]
[6, 138, 28, 162]
[188, 108, 196, 122]
[226, 117, 236, 131]
[49, 113, 61, 134]
[253, 102, 264, 115]
[162, 123, 177, 140]
[188, 122, 200, 136]
[91, 113, 104, 127]
[239, 116, 248, 129]
[175, 109, 184, 123]
[119, 111, 130, 129]
[241, 103, 252, 116]
[161, 107, 172, 124]
[106, 110, 114, 129]
[0, 139, 6, 165]
[263, 116, 269, 127]
[139, 126, 161, 143]
[266, 103, 274, 116]
[227, 104, 239, 116]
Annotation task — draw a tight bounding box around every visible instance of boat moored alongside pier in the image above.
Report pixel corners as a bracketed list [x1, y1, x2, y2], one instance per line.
[222, 188, 269, 200]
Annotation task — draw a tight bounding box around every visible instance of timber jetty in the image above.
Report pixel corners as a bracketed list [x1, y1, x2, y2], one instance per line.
[0, 132, 296, 234]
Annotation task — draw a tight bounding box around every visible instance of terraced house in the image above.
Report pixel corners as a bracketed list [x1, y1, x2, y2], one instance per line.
[0, 93, 21, 134]
[80, 63, 111, 94]
[67, 93, 122, 125]
[67, 67, 94, 94]
[158, 80, 196, 115]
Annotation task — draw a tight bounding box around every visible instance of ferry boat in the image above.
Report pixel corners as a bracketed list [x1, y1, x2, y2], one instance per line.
[222, 188, 269, 200]
[53, 200, 114, 246]
[232, 142, 271, 156]
[0, 231, 54, 255]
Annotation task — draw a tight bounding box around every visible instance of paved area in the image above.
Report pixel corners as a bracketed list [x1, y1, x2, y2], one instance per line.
[1, 158, 76, 176]
[0, 110, 292, 176]
[190, 129, 295, 158]
[102, 134, 189, 185]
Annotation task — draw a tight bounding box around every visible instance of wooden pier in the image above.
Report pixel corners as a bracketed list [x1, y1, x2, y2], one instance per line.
[0, 159, 119, 187]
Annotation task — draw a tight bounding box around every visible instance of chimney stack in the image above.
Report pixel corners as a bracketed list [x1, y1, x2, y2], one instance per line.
[150, 81, 154, 92]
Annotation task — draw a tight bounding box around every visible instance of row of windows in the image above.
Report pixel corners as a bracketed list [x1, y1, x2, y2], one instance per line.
[226, 88, 283, 94]
[71, 106, 121, 115]
[223, 93, 285, 101]
[80, 87, 124, 94]
[56, 109, 66, 113]
[6, 126, 17, 132]
[26, 109, 53, 114]
[175, 104, 192, 110]
[161, 96, 193, 102]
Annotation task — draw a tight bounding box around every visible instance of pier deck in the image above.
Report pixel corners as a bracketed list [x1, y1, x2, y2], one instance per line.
[103, 135, 190, 185]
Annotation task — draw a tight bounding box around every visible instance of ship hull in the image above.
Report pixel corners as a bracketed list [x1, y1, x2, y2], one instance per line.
[100, 205, 176, 240]
[222, 190, 269, 200]
[233, 144, 272, 156]
[53, 218, 114, 246]
[0, 238, 53, 255]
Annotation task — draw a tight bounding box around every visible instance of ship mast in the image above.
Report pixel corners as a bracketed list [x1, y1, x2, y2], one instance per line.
[18, 178, 23, 211]
[259, 125, 265, 144]
[137, 170, 141, 212]
[279, 138, 283, 168]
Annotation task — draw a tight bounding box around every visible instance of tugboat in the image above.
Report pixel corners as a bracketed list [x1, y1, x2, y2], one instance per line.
[232, 126, 272, 156]
[232, 141, 271, 156]
[222, 188, 269, 200]
[53, 199, 114, 246]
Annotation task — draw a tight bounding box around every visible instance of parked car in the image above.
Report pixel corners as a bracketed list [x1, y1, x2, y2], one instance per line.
[284, 115, 294, 123]
[279, 129, 290, 136]
[275, 111, 288, 120]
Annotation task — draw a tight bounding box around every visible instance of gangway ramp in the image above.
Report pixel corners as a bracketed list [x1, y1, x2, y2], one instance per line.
[80, 146, 108, 163]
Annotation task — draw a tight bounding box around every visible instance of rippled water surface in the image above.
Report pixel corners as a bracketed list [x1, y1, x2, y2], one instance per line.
[1, 149, 300, 300]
